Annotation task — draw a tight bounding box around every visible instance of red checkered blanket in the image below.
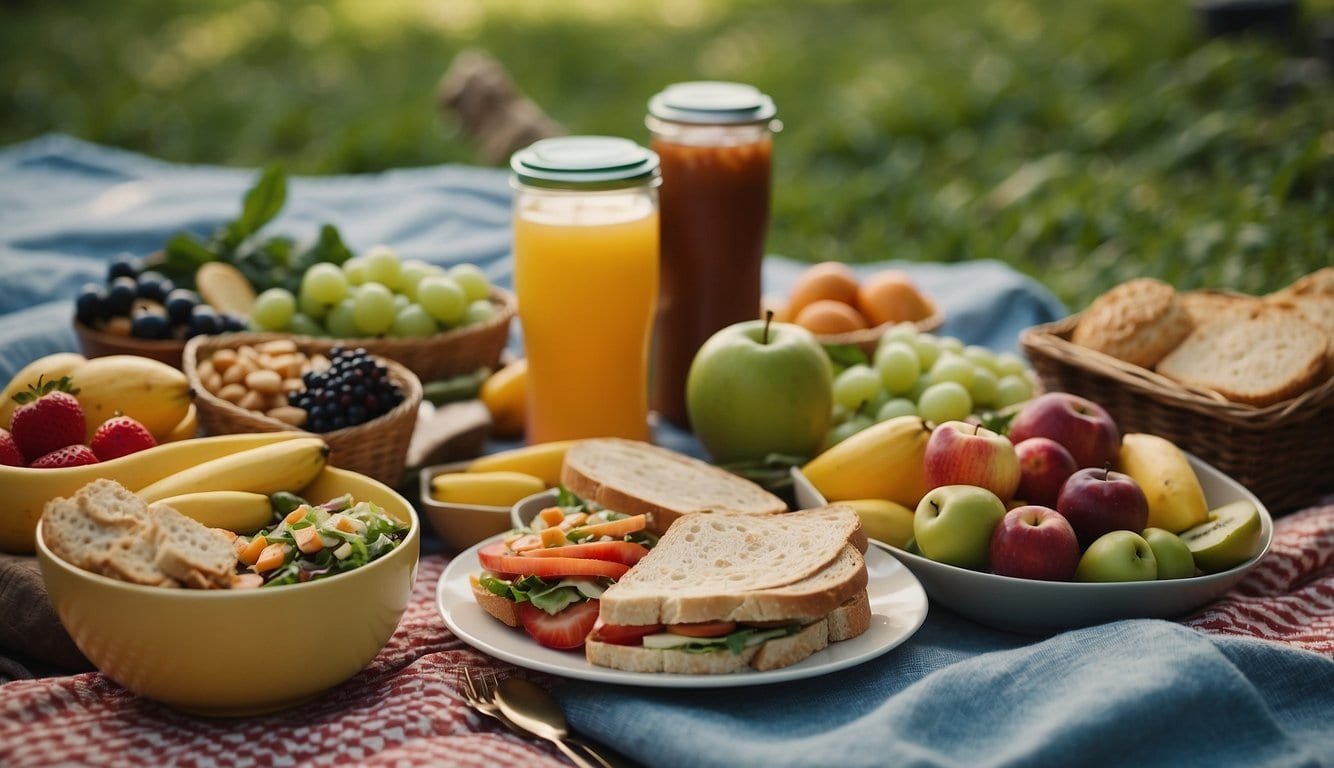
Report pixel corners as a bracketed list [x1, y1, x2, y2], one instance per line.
[2, 505, 1329, 767]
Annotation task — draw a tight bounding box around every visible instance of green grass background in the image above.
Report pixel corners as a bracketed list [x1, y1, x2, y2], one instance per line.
[1, 0, 1329, 310]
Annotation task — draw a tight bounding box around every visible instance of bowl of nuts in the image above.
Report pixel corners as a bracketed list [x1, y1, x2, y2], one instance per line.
[182, 334, 421, 487]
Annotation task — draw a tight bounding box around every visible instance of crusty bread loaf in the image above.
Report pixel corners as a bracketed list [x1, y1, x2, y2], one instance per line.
[470, 573, 521, 627]
[1071, 278, 1194, 368]
[597, 507, 867, 626]
[41, 479, 238, 589]
[149, 503, 238, 590]
[1156, 303, 1327, 407]
[560, 438, 786, 534]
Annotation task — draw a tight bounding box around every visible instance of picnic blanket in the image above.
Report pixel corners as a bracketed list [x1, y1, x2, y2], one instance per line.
[1, 135, 1331, 768]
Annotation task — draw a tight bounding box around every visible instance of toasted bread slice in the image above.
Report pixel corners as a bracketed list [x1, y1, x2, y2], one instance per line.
[149, 504, 238, 589]
[42, 479, 178, 587]
[470, 573, 521, 627]
[598, 507, 867, 626]
[560, 438, 786, 534]
[1156, 303, 1327, 406]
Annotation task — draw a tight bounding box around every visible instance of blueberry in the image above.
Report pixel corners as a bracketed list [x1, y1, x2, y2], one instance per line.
[75, 283, 108, 325]
[221, 313, 248, 332]
[165, 288, 201, 324]
[107, 254, 142, 281]
[131, 311, 172, 340]
[330, 415, 348, 431]
[187, 304, 223, 337]
[105, 276, 138, 316]
[136, 270, 174, 302]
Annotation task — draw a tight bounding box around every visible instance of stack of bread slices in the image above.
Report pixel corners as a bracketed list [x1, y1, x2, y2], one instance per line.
[1070, 268, 1332, 407]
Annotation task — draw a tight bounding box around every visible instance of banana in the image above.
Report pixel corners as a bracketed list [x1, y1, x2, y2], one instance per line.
[72, 355, 191, 442]
[465, 440, 575, 487]
[136, 437, 330, 504]
[0, 432, 306, 554]
[0, 352, 86, 428]
[431, 470, 546, 507]
[163, 404, 199, 442]
[1117, 432, 1208, 533]
[155, 490, 275, 534]
[843, 498, 917, 549]
[801, 415, 931, 508]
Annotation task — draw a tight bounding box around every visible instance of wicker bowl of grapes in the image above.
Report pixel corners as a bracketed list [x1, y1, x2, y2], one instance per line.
[183, 334, 422, 487]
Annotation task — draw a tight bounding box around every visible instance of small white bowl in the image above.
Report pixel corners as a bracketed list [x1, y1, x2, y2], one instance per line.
[511, 489, 560, 530]
[792, 453, 1273, 635]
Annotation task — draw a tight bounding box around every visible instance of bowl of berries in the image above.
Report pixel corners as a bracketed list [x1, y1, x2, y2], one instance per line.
[183, 335, 421, 487]
[73, 254, 250, 369]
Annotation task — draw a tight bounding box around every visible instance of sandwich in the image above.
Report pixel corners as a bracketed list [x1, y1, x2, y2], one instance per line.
[585, 505, 871, 674]
[470, 438, 788, 650]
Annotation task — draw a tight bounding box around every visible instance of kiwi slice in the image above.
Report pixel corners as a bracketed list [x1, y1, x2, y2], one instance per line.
[1178, 500, 1262, 573]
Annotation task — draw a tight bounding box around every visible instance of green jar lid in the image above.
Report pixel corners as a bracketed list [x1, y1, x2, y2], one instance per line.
[648, 81, 777, 125]
[510, 136, 660, 190]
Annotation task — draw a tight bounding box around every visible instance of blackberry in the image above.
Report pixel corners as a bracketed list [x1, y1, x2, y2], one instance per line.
[293, 347, 404, 433]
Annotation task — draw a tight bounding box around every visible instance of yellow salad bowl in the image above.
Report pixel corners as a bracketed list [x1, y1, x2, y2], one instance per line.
[35, 466, 420, 717]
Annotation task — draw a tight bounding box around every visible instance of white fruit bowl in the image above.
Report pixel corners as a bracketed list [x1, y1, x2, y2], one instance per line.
[792, 454, 1273, 635]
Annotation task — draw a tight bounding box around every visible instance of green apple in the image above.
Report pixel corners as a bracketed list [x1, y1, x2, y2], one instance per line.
[1075, 530, 1157, 582]
[913, 485, 1006, 570]
[1142, 527, 1195, 580]
[686, 317, 833, 463]
[1179, 500, 1263, 573]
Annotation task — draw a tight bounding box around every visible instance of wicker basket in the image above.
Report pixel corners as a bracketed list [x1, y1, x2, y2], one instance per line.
[291, 287, 515, 382]
[1021, 313, 1334, 514]
[183, 334, 422, 488]
[815, 300, 946, 356]
[74, 318, 186, 369]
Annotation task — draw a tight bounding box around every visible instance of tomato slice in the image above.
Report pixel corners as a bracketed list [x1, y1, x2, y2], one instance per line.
[519, 541, 650, 566]
[478, 542, 630, 579]
[568, 514, 648, 540]
[666, 620, 738, 638]
[592, 618, 664, 646]
[519, 599, 600, 650]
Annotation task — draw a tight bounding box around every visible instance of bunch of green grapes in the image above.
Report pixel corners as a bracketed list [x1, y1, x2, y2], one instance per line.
[248, 246, 497, 339]
[827, 324, 1036, 446]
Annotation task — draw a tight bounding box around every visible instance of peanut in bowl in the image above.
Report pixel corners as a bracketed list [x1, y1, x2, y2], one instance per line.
[35, 466, 420, 717]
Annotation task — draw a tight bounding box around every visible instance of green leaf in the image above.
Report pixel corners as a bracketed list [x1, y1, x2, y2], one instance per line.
[234, 164, 287, 242]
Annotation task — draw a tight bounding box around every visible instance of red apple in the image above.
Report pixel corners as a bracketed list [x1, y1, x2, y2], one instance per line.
[924, 420, 1021, 500]
[1056, 466, 1149, 549]
[1014, 437, 1078, 508]
[988, 505, 1081, 581]
[1008, 392, 1120, 469]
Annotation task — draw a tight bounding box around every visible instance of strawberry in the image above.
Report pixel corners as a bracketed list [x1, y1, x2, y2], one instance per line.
[90, 414, 158, 461]
[0, 428, 23, 467]
[10, 376, 86, 462]
[518, 599, 601, 650]
[29, 444, 99, 469]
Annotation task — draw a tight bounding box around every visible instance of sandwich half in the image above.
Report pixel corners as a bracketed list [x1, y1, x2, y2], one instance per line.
[585, 505, 871, 674]
[560, 438, 788, 535]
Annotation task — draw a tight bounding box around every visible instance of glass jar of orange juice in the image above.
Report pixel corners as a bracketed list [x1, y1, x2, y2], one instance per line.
[510, 136, 661, 443]
[646, 81, 778, 428]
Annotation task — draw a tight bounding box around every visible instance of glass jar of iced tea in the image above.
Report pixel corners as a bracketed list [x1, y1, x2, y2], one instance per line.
[510, 136, 661, 443]
[646, 81, 778, 428]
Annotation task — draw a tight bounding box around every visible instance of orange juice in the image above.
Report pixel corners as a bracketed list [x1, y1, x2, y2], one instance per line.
[513, 187, 660, 443]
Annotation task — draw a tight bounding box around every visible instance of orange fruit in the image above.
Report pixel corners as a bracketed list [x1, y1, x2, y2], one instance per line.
[857, 270, 933, 326]
[786, 262, 861, 321]
[793, 299, 870, 335]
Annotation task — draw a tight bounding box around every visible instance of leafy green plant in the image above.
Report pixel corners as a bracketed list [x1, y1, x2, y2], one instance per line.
[162, 165, 352, 293]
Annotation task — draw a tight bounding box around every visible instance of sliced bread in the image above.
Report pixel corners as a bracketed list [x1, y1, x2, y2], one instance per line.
[470, 573, 521, 627]
[560, 438, 786, 534]
[1071, 278, 1194, 369]
[1155, 303, 1328, 407]
[585, 617, 837, 674]
[598, 507, 867, 626]
[149, 503, 239, 590]
[41, 479, 176, 587]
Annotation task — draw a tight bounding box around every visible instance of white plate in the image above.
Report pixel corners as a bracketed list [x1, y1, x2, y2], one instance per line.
[436, 540, 929, 688]
[792, 454, 1273, 635]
